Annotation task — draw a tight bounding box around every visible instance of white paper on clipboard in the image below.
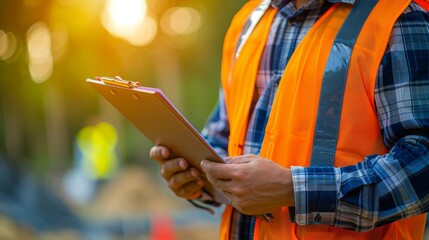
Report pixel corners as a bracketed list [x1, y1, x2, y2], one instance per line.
[86, 77, 228, 204]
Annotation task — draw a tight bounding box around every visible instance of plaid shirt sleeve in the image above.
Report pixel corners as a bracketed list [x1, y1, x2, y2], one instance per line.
[201, 88, 230, 158]
[291, 7, 429, 232]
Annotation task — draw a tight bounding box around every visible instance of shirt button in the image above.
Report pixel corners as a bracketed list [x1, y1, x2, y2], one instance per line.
[313, 213, 322, 223]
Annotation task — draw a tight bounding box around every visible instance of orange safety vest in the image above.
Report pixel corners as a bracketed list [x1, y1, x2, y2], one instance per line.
[220, 0, 427, 239]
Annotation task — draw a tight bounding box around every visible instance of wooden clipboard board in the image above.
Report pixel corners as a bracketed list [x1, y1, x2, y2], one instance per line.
[86, 77, 228, 204]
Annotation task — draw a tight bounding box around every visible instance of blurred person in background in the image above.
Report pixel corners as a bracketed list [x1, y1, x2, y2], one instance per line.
[63, 122, 120, 205]
[150, 0, 429, 239]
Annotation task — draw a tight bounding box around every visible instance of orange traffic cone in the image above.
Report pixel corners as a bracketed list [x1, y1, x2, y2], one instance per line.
[149, 214, 176, 240]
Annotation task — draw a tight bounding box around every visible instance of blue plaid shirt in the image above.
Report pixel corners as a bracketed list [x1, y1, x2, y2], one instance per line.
[201, 0, 429, 238]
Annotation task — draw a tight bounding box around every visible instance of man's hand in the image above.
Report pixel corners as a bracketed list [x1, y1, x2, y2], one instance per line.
[150, 146, 205, 199]
[201, 154, 294, 215]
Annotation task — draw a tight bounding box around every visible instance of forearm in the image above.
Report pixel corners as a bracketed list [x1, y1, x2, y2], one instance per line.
[291, 134, 429, 231]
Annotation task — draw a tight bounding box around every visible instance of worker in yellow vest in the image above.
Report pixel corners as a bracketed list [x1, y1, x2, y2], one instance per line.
[64, 122, 119, 204]
[150, 0, 429, 239]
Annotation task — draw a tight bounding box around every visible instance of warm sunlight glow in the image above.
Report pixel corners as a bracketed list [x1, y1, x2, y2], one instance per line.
[101, 0, 155, 46]
[0, 30, 17, 61]
[58, 0, 79, 7]
[127, 16, 157, 46]
[27, 22, 53, 84]
[23, 0, 43, 8]
[50, 25, 69, 61]
[160, 7, 202, 36]
[0, 30, 8, 58]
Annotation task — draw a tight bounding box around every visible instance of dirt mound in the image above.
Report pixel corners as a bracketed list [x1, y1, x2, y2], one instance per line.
[90, 167, 186, 219]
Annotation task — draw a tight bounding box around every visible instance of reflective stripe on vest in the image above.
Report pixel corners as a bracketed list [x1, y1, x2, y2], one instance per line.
[220, 0, 426, 239]
[310, 0, 378, 166]
[234, 0, 272, 60]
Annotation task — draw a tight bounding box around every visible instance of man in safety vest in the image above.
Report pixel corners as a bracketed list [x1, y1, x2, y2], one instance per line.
[150, 0, 429, 239]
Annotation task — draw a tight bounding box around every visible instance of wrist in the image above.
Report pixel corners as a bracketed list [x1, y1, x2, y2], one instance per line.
[283, 168, 295, 206]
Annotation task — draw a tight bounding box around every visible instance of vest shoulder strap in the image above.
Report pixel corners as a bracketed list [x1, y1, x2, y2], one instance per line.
[310, 0, 379, 166]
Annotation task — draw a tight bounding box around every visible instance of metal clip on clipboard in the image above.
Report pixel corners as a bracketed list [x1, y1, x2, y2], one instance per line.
[96, 76, 141, 88]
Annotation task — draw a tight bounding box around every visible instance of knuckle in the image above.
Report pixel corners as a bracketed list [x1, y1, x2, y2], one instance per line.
[176, 184, 195, 198]
[163, 159, 181, 174]
[161, 165, 173, 179]
[160, 167, 167, 178]
[229, 184, 244, 196]
[186, 181, 202, 193]
[185, 169, 193, 179]
[173, 191, 184, 198]
[163, 159, 174, 169]
[231, 170, 245, 180]
[234, 188, 245, 197]
[168, 177, 178, 190]
[176, 189, 186, 198]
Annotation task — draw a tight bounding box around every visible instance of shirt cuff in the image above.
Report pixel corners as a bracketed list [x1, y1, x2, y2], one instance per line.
[291, 166, 341, 226]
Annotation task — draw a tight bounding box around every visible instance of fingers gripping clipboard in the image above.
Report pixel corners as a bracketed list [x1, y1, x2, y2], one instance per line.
[86, 76, 228, 204]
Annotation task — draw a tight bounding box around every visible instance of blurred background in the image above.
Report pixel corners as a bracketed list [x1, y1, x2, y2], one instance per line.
[0, 0, 245, 239]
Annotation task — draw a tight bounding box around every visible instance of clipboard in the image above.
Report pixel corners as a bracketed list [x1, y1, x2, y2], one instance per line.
[86, 76, 228, 204]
